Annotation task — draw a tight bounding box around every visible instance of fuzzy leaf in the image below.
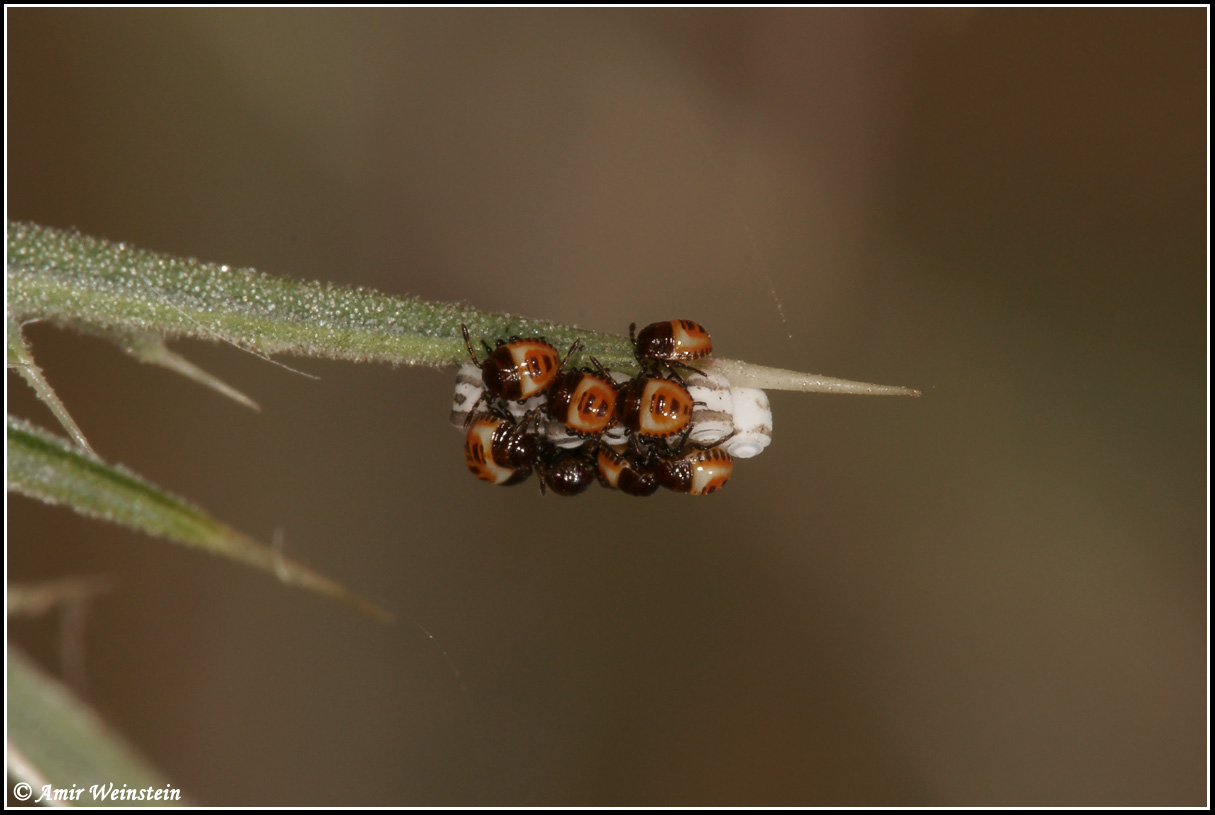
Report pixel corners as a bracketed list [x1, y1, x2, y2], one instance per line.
[6, 417, 391, 622]
[6, 220, 635, 372]
[7, 220, 919, 395]
[7, 314, 97, 451]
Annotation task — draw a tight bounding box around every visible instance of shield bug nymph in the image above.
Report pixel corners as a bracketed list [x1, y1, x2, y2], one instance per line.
[631, 319, 712, 377]
[464, 412, 539, 486]
[462, 324, 581, 403]
[653, 447, 734, 495]
[617, 376, 695, 440]
[546, 359, 619, 438]
[595, 445, 659, 497]
[536, 446, 598, 497]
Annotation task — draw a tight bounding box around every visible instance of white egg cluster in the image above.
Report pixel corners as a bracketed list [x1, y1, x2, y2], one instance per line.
[452, 362, 772, 497]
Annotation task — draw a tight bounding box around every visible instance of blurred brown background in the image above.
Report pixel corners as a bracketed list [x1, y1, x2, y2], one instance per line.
[6, 9, 1205, 806]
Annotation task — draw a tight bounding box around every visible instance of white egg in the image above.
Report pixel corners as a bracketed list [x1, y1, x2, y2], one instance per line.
[600, 423, 630, 446]
[450, 364, 484, 429]
[720, 386, 772, 458]
[506, 394, 547, 421]
[683, 371, 735, 447]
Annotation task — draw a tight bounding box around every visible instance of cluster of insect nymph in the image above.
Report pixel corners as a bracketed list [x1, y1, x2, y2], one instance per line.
[451, 320, 773, 497]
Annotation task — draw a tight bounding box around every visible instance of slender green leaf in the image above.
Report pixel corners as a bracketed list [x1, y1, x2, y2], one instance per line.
[7, 314, 97, 451]
[6, 417, 391, 622]
[7, 220, 920, 395]
[6, 220, 636, 372]
[116, 332, 261, 411]
[7, 645, 190, 806]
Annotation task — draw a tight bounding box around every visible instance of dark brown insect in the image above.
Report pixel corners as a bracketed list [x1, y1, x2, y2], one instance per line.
[537, 448, 597, 497]
[617, 376, 695, 439]
[595, 446, 659, 497]
[631, 319, 712, 376]
[462, 324, 580, 403]
[464, 413, 536, 486]
[546, 362, 618, 437]
[653, 447, 733, 495]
